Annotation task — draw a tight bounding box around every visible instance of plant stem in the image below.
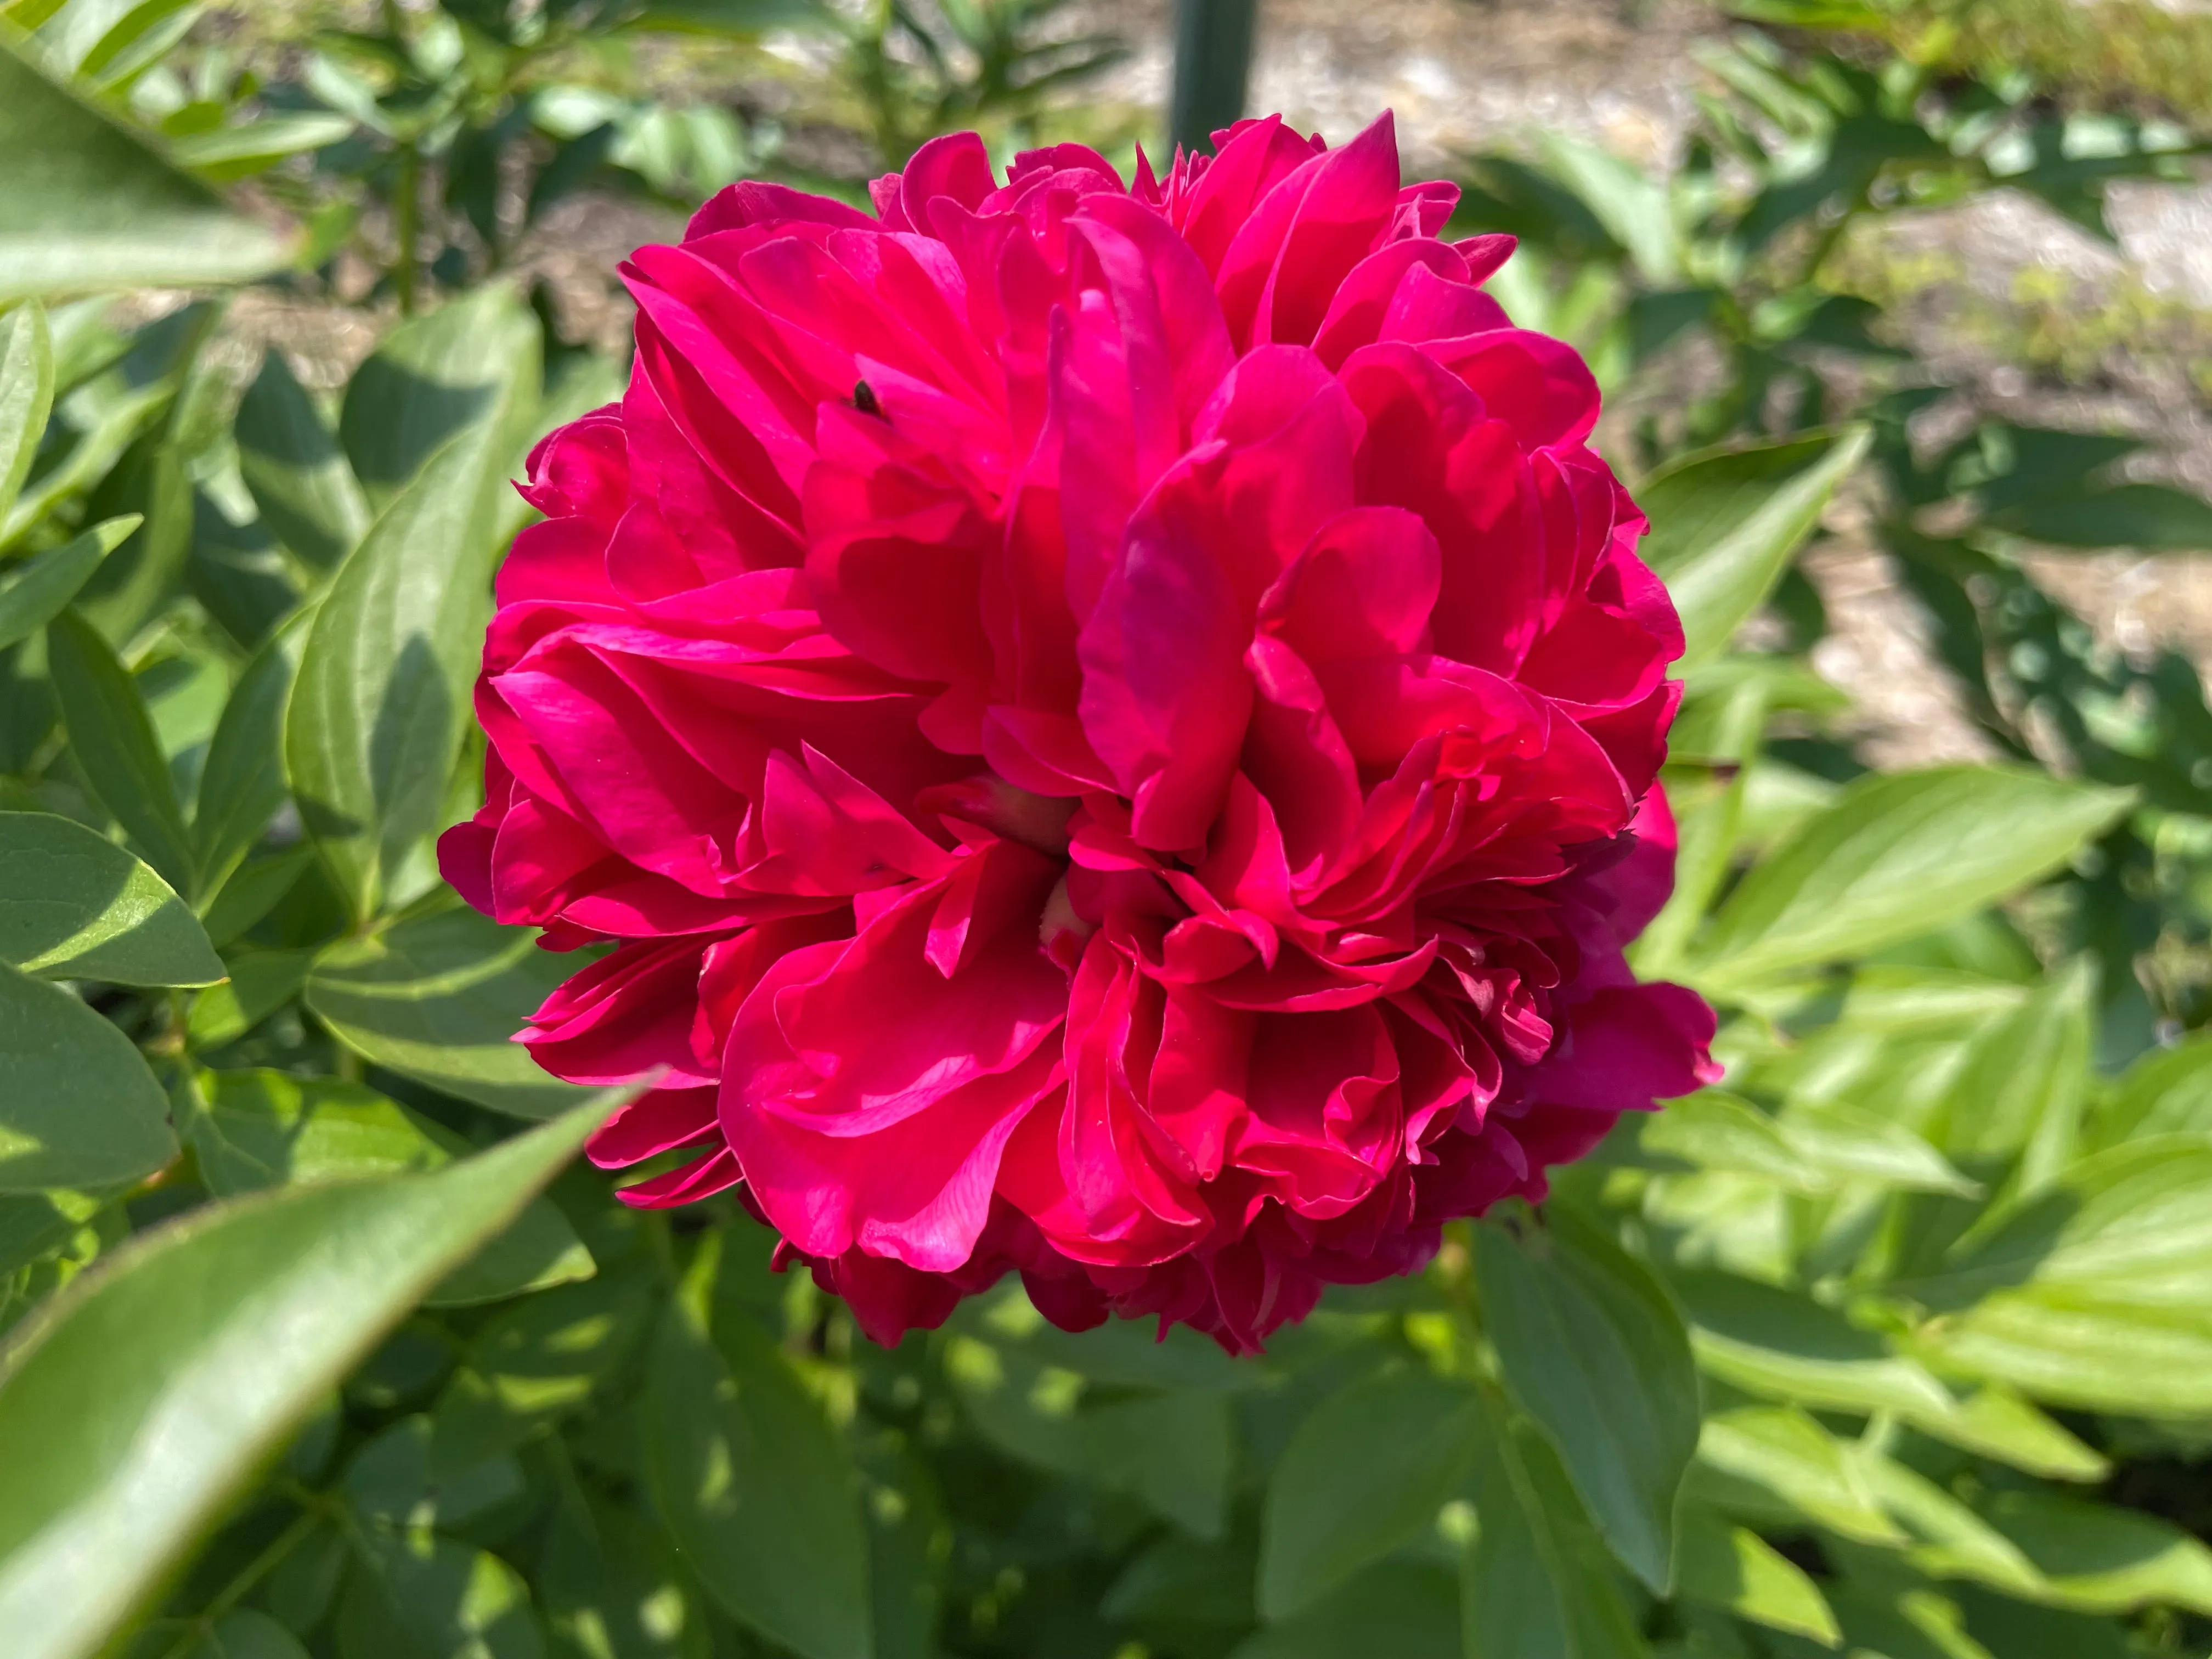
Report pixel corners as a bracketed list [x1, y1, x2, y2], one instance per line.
[154, 1505, 323, 1659]
[394, 143, 422, 315]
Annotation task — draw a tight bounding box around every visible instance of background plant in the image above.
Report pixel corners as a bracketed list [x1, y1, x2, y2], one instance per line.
[5, 8, 2212, 1659]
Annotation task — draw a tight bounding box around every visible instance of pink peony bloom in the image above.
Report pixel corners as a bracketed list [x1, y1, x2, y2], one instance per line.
[441, 114, 1718, 1352]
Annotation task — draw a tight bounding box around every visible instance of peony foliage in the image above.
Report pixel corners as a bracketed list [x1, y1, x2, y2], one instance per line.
[2, 13, 2212, 1659]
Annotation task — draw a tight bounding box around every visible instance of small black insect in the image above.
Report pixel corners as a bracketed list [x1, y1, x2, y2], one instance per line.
[853, 379, 882, 416]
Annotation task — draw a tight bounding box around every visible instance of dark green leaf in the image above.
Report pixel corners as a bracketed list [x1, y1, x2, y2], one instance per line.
[1669, 1269, 1956, 1420]
[1233, 1562, 1460, 1659]
[337, 284, 539, 502]
[175, 1609, 311, 1659]
[0, 958, 174, 1192]
[234, 348, 368, 571]
[336, 1530, 545, 1659]
[642, 1228, 871, 1659]
[198, 845, 312, 950]
[304, 905, 596, 1119]
[341, 1414, 527, 1534]
[0, 809, 221, 985]
[45, 607, 195, 895]
[1474, 1204, 1699, 1593]
[1979, 1489, 2212, 1616]
[540, 1494, 706, 1659]
[184, 948, 312, 1048]
[1998, 483, 2212, 552]
[0, 1092, 618, 1659]
[0, 515, 135, 652]
[1256, 1366, 1482, 1619]
[0, 42, 292, 300]
[193, 612, 307, 898]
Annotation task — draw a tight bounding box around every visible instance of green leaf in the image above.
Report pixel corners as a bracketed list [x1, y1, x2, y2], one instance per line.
[1997, 483, 2212, 551]
[1779, 1101, 1981, 1197]
[0, 514, 134, 651]
[45, 606, 196, 894]
[1635, 427, 1870, 670]
[0, 300, 54, 525]
[943, 1331, 1233, 1539]
[192, 611, 306, 898]
[169, 112, 357, 182]
[1906, 1135, 2212, 1414]
[0, 810, 221, 984]
[1918, 1389, 2107, 1483]
[1690, 1407, 1906, 1547]
[1668, 1269, 1956, 1420]
[1855, 1451, 2043, 1595]
[0, 42, 292, 301]
[198, 845, 311, 949]
[1978, 1489, 2212, 1616]
[1692, 768, 2132, 990]
[283, 416, 520, 922]
[541, 1493, 707, 1659]
[188, 1068, 594, 1307]
[304, 905, 597, 1119]
[2091, 1030, 2212, 1148]
[1925, 958, 2093, 1195]
[184, 947, 312, 1048]
[0, 1092, 617, 1659]
[337, 284, 540, 503]
[1675, 1504, 1841, 1646]
[341, 1414, 526, 1534]
[1458, 1396, 1651, 1659]
[1472, 1203, 1699, 1593]
[1256, 1365, 1482, 1619]
[174, 1609, 311, 1659]
[1233, 1562, 1462, 1659]
[642, 1228, 871, 1659]
[336, 1530, 545, 1659]
[234, 348, 368, 571]
[1635, 1090, 1832, 1191]
[0, 958, 174, 1192]
[430, 1267, 656, 1468]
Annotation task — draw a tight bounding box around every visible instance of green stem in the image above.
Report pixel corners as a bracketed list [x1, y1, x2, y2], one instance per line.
[154, 1505, 323, 1659]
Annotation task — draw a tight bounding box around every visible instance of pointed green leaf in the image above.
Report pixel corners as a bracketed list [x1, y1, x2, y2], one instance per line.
[1978, 1488, 2212, 1616]
[303, 905, 597, 1119]
[336, 1528, 545, 1659]
[1636, 427, 1870, 670]
[1669, 1269, 1957, 1420]
[0, 958, 174, 1192]
[0, 514, 134, 652]
[1692, 768, 2133, 990]
[0, 42, 291, 301]
[0, 1092, 618, 1659]
[193, 610, 306, 897]
[44, 606, 195, 895]
[234, 348, 368, 571]
[0, 810, 221, 985]
[1690, 1407, 1905, 1546]
[338, 284, 540, 503]
[1473, 1203, 1699, 1593]
[189, 1068, 594, 1307]
[0, 300, 53, 524]
[1675, 1504, 1841, 1646]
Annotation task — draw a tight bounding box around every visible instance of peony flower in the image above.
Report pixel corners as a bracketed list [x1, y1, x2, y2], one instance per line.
[441, 113, 1718, 1352]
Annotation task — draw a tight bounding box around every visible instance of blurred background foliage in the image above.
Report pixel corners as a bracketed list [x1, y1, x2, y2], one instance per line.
[9, 3, 2212, 1659]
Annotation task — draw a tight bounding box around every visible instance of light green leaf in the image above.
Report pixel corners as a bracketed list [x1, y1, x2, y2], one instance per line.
[337, 284, 540, 503]
[1692, 768, 2132, 990]
[46, 606, 196, 894]
[1669, 1269, 1957, 1419]
[284, 335, 532, 919]
[0, 42, 292, 301]
[1636, 1090, 1832, 1191]
[0, 810, 221, 985]
[0, 300, 54, 526]
[1690, 1407, 1906, 1546]
[1926, 958, 2094, 1195]
[1855, 1451, 2044, 1595]
[192, 611, 307, 897]
[0, 514, 135, 652]
[1780, 1101, 1980, 1197]
[1635, 427, 1870, 669]
[304, 905, 596, 1119]
[1675, 1504, 1841, 1646]
[188, 1068, 594, 1307]
[234, 348, 368, 571]
[1917, 1291, 2212, 1419]
[0, 1092, 617, 1659]
[1978, 1488, 2212, 1616]
[1916, 1389, 2107, 1483]
[170, 111, 356, 182]
[642, 1229, 871, 1659]
[1257, 1366, 1482, 1620]
[2091, 1030, 2212, 1148]
[0, 958, 174, 1192]
[1539, 131, 1679, 284]
[1473, 1203, 1699, 1593]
